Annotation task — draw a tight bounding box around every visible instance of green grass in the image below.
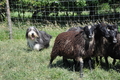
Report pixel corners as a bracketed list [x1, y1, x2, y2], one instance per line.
[0, 22, 120, 80]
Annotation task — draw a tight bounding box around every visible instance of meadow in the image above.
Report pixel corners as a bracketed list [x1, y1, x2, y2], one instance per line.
[0, 22, 120, 80]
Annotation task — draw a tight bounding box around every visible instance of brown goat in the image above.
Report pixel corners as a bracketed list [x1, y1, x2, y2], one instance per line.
[49, 29, 95, 77]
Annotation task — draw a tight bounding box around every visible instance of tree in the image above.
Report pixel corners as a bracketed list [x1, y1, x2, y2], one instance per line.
[6, 0, 12, 39]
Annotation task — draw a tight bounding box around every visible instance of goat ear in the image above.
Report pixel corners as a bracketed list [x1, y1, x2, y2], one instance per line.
[79, 29, 84, 33]
[83, 26, 87, 31]
[92, 25, 96, 29]
[75, 30, 83, 37]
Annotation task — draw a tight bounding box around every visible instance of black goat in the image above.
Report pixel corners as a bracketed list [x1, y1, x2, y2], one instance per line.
[94, 23, 118, 67]
[49, 25, 96, 77]
[107, 32, 119, 65]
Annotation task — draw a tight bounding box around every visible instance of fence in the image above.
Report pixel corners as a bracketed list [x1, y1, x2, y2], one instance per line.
[1, 0, 120, 24]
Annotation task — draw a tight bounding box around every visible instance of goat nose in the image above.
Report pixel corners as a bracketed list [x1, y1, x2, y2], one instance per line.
[89, 35, 92, 38]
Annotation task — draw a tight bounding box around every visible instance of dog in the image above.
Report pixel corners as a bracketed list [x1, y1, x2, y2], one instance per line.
[26, 26, 52, 51]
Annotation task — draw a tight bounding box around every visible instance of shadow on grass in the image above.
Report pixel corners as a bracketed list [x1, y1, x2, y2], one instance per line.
[111, 64, 120, 73]
[23, 47, 50, 53]
[97, 61, 120, 73]
[49, 59, 95, 72]
[49, 60, 74, 71]
[23, 48, 33, 52]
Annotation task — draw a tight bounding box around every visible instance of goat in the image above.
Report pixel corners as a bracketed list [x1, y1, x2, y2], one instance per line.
[94, 23, 118, 67]
[66, 22, 113, 67]
[66, 26, 95, 71]
[49, 25, 96, 78]
[66, 26, 96, 70]
[107, 31, 119, 65]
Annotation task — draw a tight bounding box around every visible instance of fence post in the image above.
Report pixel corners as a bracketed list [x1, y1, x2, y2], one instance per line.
[6, 0, 12, 39]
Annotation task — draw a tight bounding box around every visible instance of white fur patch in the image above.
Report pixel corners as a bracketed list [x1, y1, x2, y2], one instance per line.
[34, 44, 40, 51]
[76, 57, 83, 63]
[107, 28, 110, 31]
[27, 38, 35, 49]
[89, 37, 94, 45]
[27, 38, 42, 51]
[88, 25, 92, 29]
[64, 40, 70, 47]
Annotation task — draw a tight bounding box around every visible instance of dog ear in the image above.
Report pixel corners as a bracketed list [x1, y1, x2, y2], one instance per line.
[34, 27, 40, 37]
[26, 28, 29, 38]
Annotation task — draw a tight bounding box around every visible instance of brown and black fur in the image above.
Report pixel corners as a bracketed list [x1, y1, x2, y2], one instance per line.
[94, 23, 118, 67]
[108, 33, 120, 65]
[49, 30, 95, 77]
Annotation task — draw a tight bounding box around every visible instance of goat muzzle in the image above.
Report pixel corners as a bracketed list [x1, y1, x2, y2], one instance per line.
[89, 35, 92, 39]
[113, 38, 117, 43]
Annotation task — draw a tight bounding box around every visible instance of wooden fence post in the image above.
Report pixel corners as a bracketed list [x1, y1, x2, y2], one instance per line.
[6, 0, 12, 39]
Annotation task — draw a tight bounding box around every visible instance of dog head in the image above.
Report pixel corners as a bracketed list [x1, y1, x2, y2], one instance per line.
[26, 26, 39, 40]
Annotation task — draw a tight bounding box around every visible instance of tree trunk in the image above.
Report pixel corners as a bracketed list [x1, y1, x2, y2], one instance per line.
[6, 0, 12, 39]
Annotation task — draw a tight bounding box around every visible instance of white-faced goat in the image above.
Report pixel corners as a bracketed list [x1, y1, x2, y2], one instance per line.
[49, 25, 96, 78]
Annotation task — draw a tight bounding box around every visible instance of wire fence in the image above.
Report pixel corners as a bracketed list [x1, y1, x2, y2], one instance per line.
[1, 0, 120, 24]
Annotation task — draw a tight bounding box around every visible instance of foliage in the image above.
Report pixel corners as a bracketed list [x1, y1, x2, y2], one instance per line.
[1, 0, 120, 23]
[98, 3, 111, 14]
[76, 0, 86, 7]
[0, 0, 6, 21]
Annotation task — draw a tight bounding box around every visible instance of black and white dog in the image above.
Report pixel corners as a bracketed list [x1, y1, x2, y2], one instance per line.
[26, 26, 52, 51]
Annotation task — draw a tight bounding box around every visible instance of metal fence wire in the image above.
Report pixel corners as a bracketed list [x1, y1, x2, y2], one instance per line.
[1, 0, 120, 24]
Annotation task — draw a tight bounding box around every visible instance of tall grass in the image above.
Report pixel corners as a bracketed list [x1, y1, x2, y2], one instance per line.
[0, 22, 120, 80]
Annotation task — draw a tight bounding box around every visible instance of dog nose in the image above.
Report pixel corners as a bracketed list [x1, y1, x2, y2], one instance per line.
[32, 33, 34, 36]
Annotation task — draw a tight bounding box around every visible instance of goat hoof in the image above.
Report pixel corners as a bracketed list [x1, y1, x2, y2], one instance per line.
[48, 64, 52, 68]
[80, 73, 83, 78]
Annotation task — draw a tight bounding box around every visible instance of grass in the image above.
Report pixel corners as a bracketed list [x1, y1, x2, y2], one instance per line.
[0, 22, 120, 80]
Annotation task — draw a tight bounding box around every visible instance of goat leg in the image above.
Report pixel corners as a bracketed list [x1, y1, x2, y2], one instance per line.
[112, 59, 116, 65]
[49, 55, 57, 67]
[104, 56, 109, 67]
[49, 58, 54, 68]
[49, 52, 58, 67]
[80, 61, 83, 78]
[77, 57, 84, 78]
[96, 57, 99, 65]
[73, 59, 77, 71]
[63, 57, 70, 67]
[88, 58, 92, 72]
